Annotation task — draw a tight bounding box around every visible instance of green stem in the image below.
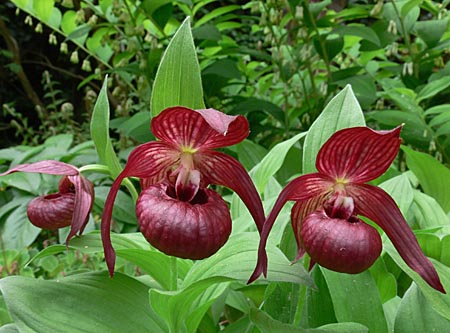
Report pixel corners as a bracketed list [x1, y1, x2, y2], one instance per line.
[78, 164, 139, 202]
[169, 256, 178, 291]
[293, 255, 311, 325]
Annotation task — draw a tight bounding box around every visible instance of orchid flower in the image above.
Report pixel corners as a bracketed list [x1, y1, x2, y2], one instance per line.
[102, 106, 265, 276]
[0, 160, 94, 245]
[249, 126, 445, 293]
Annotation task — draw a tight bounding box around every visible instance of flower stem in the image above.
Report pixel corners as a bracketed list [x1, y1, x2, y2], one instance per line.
[78, 164, 139, 202]
[169, 256, 178, 291]
[293, 255, 311, 325]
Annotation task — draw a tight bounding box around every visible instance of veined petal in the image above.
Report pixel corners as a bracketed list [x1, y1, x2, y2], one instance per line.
[0, 160, 79, 177]
[151, 107, 249, 150]
[349, 183, 445, 293]
[291, 194, 329, 256]
[316, 126, 402, 183]
[66, 175, 94, 244]
[248, 174, 331, 283]
[198, 151, 265, 232]
[101, 141, 178, 276]
[123, 141, 179, 180]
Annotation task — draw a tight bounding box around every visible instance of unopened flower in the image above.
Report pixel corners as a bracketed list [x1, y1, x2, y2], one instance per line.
[102, 106, 265, 276]
[0, 161, 94, 245]
[249, 126, 445, 293]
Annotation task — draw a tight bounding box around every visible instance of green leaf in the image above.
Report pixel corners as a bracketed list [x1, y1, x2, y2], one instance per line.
[417, 76, 450, 103]
[384, 241, 450, 321]
[334, 25, 380, 46]
[115, 249, 192, 290]
[400, 0, 423, 18]
[151, 17, 205, 116]
[394, 284, 450, 332]
[0, 272, 168, 332]
[379, 174, 414, 217]
[150, 276, 230, 333]
[303, 85, 365, 174]
[321, 268, 389, 333]
[416, 19, 448, 47]
[408, 190, 449, 229]
[33, 0, 54, 22]
[182, 232, 314, 288]
[250, 309, 368, 333]
[90, 76, 123, 178]
[251, 132, 306, 193]
[402, 146, 450, 213]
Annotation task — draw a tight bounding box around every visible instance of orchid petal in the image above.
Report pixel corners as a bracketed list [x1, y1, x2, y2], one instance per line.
[349, 183, 445, 293]
[123, 141, 179, 181]
[0, 160, 79, 177]
[316, 126, 402, 183]
[66, 175, 94, 244]
[101, 142, 179, 276]
[198, 151, 265, 232]
[151, 107, 249, 150]
[248, 174, 331, 283]
[291, 194, 329, 253]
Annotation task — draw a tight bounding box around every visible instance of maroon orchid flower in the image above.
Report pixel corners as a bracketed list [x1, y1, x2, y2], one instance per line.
[0, 160, 94, 245]
[102, 106, 265, 276]
[249, 126, 445, 293]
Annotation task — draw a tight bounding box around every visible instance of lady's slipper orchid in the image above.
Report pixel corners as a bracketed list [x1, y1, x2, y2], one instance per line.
[249, 126, 445, 293]
[102, 106, 265, 276]
[0, 160, 94, 244]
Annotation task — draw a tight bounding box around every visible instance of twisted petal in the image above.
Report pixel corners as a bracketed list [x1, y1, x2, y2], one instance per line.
[66, 175, 95, 244]
[198, 151, 265, 232]
[151, 107, 249, 150]
[291, 194, 329, 261]
[316, 126, 402, 183]
[0, 160, 79, 177]
[248, 173, 332, 283]
[101, 141, 179, 276]
[348, 183, 445, 293]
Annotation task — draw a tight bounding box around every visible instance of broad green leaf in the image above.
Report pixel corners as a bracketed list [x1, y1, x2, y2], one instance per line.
[0, 272, 168, 332]
[402, 146, 450, 213]
[115, 249, 192, 290]
[90, 76, 123, 178]
[11, 0, 29, 9]
[33, 0, 54, 22]
[150, 276, 230, 333]
[384, 241, 450, 320]
[416, 234, 441, 261]
[251, 132, 306, 193]
[379, 174, 414, 217]
[394, 284, 450, 332]
[321, 268, 388, 333]
[369, 258, 397, 303]
[69, 231, 150, 253]
[300, 266, 337, 328]
[408, 191, 450, 229]
[250, 309, 368, 333]
[440, 235, 450, 267]
[236, 139, 268, 170]
[417, 76, 450, 103]
[1, 198, 41, 250]
[182, 232, 314, 288]
[151, 17, 205, 116]
[400, 0, 423, 18]
[416, 19, 448, 47]
[0, 324, 19, 333]
[303, 85, 365, 174]
[334, 25, 380, 46]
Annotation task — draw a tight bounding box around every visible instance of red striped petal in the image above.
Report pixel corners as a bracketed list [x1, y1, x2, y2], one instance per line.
[198, 151, 265, 232]
[316, 126, 402, 183]
[349, 183, 445, 293]
[151, 107, 249, 150]
[66, 175, 94, 244]
[0, 160, 79, 177]
[101, 141, 179, 276]
[248, 174, 331, 283]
